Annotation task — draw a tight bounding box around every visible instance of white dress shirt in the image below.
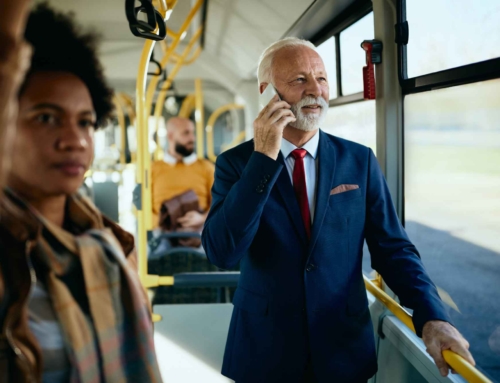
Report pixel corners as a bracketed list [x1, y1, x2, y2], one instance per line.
[280, 130, 319, 222]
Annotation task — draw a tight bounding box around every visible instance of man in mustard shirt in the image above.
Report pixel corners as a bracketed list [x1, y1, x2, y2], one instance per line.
[151, 116, 214, 230]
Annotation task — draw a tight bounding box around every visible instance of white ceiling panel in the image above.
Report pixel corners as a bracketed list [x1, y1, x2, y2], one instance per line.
[34, 0, 315, 96]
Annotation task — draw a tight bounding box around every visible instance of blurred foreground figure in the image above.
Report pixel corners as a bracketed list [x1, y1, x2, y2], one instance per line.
[0, 3, 163, 382]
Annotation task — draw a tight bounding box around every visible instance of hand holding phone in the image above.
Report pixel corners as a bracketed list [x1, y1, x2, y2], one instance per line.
[259, 84, 281, 110]
[254, 84, 295, 160]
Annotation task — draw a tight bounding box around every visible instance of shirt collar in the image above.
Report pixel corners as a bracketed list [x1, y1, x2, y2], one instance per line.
[163, 152, 198, 165]
[280, 129, 320, 160]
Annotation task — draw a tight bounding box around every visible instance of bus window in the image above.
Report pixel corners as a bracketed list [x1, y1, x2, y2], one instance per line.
[316, 36, 337, 99]
[340, 12, 374, 96]
[404, 78, 500, 382]
[406, 0, 500, 78]
[322, 100, 376, 153]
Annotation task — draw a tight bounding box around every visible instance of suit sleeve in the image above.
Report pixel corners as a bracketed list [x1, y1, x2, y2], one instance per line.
[364, 149, 451, 337]
[202, 151, 283, 269]
[205, 160, 215, 209]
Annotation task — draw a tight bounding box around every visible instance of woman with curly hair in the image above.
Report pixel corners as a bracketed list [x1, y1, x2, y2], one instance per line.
[0, 3, 163, 382]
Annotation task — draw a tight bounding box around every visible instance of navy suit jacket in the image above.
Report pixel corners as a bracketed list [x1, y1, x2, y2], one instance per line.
[202, 131, 450, 383]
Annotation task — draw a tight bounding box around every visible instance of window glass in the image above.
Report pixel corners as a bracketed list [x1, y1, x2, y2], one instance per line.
[340, 12, 374, 96]
[405, 79, 500, 382]
[322, 100, 376, 152]
[323, 100, 376, 275]
[316, 36, 337, 99]
[406, 0, 500, 78]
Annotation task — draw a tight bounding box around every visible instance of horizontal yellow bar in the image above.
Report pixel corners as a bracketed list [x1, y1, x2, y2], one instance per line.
[143, 274, 174, 288]
[364, 276, 492, 383]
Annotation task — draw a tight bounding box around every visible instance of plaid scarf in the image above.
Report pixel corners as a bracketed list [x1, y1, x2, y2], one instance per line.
[31, 195, 163, 383]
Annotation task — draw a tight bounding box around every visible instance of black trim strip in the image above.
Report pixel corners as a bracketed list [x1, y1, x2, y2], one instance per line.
[329, 92, 364, 107]
[396, 0, 407, 83]
[200, 0, 209, 49]
[397, 0, 500, 92]
[402, 57, 500, 95]
[335, 34, 342, 97]
[311, 0, 372, 46]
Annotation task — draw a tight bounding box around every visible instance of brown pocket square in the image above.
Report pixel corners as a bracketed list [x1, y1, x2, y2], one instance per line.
[330, 184, 359, 195]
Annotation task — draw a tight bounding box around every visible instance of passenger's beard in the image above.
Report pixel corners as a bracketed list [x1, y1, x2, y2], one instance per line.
[175, 143, 194, 157]
[289, 96, 328, 132]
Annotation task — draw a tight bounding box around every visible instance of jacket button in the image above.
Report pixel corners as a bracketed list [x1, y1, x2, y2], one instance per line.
[306, 264, 316, 272]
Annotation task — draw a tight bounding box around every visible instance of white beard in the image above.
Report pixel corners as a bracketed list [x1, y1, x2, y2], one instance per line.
[289, 96, 328, 132]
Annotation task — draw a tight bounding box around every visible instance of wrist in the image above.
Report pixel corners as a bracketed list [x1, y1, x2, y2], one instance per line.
[254, 148, 279, 160]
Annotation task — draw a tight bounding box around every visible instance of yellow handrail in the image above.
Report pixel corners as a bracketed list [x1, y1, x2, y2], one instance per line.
[116, 93, 137, 163]
[161, 42, 202, 65]
[152, 0, 168, 14]
[179, 94, 196, 118]
[363, 276, 492, 383]
[113, 96, 127, 164]
[152, 26, 203, 160]
[145, 0, 204, 114]
[221, 130, 247, 152]
[206, 104, 245, 162]
[134, 0, 205, 292]
[194, 78, 204, 159]
[135, 40, 155, 282]
[117, 93, 136, 125]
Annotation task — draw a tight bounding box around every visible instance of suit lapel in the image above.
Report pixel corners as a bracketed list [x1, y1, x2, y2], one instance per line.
[275, 153, 308, 246]
[308, 131, 336, 257]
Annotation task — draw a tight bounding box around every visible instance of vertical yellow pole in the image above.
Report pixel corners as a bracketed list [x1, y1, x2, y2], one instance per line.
[113, 95, 127, 164]
[178, 94, 195, 118]
[135, 40, 156, 281]
[194, 78, 204, 159]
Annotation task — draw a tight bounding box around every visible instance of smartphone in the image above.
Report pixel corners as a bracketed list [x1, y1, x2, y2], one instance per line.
[259, 84, 280, 109]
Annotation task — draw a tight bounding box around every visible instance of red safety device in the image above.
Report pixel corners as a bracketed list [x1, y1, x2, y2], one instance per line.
[361, 40, 383, 100]
[291, 149, 311, 240]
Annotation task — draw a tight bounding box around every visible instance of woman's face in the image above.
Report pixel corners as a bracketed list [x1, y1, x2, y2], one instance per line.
[10, 71, 95, 198]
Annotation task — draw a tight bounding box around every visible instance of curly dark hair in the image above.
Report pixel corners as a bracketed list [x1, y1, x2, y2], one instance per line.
[22, 2, 114, 127]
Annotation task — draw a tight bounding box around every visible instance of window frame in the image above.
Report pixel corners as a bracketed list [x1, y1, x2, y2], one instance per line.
[311, 0, 373, 107]
[397, 0, 500, 95]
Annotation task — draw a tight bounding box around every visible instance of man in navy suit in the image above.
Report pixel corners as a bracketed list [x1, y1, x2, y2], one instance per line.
[202, 37, 475, 383]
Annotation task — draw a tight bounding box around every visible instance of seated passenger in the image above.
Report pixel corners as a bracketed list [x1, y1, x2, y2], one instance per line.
[0, 4, 162, 382]
[151, 116, 214, 242]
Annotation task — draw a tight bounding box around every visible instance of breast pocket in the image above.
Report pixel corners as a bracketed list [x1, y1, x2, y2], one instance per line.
[329, 188, 362, 203]
[328, 188, 364, 219]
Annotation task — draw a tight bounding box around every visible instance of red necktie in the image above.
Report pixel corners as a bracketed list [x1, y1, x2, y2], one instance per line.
[291, 149, 311, 239]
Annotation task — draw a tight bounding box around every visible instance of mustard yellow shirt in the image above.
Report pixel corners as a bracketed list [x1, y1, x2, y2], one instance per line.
[151, 153, 215, 227]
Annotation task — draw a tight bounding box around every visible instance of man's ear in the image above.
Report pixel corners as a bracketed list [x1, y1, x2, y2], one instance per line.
[259, 82, 268, 95]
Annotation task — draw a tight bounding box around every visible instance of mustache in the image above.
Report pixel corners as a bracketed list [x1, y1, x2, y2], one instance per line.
[292, 96, 329, 112]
